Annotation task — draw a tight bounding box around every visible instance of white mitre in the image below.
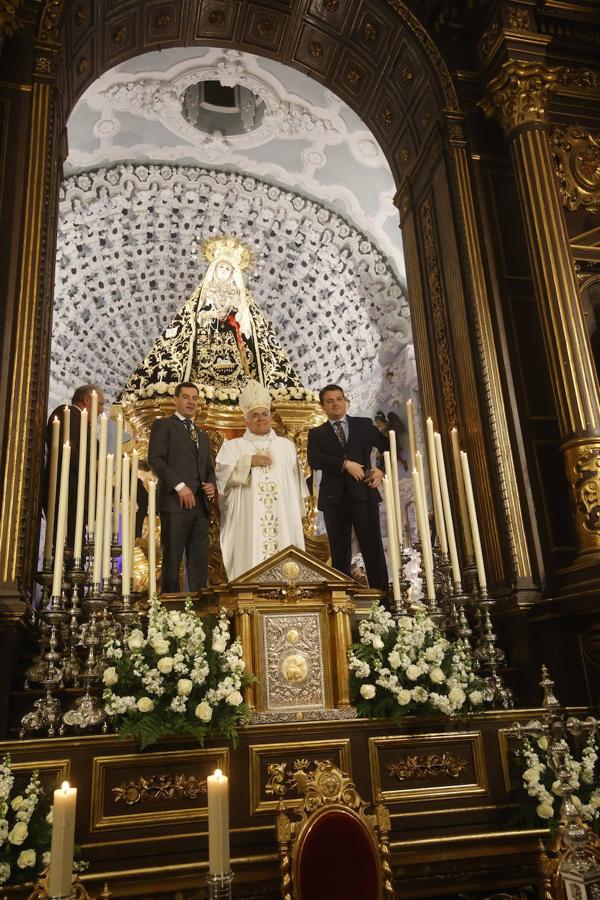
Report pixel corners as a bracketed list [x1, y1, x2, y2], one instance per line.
[239, 379, 272, 415]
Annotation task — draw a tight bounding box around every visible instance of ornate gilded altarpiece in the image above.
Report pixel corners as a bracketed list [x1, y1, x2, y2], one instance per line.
[210, 546, 358, 723]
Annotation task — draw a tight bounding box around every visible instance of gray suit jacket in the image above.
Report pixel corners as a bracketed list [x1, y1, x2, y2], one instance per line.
[148, 415, 216, 513]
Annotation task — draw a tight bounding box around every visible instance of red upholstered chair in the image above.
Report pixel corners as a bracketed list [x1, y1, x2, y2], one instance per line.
[276, 760, 394, 900]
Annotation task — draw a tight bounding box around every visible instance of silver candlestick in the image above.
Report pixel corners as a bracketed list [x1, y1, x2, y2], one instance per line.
[206, 872, 234, 900]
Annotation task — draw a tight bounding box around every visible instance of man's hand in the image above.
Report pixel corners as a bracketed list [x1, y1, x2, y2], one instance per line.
[365, 467, 384, 488]
[344, 460, 365, 482]
[251, 454, 272, 467]
[202, 482, 216, 500]
[177, 485, 196, 508]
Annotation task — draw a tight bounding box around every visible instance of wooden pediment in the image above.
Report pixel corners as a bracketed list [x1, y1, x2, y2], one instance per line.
[227, 544, 355, 588]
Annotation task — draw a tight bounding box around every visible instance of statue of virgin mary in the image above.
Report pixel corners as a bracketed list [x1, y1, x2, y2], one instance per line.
[120, 236, 307, 402]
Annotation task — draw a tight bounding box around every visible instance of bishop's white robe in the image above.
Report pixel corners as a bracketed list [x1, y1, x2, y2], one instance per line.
[216, 429, 309, 581]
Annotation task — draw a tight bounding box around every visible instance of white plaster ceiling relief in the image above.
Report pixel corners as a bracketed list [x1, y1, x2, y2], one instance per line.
[85, 51, 339, 156]
[50, 165, 412, 419]
[65, 48, 403, 278]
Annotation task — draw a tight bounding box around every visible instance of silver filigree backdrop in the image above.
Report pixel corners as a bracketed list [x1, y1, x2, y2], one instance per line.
[51, 164, 416, 417]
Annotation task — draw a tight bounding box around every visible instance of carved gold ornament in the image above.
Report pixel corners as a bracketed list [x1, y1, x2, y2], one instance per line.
[481, 60, 559, 136]
[0, 0, 25, 49]
[112, 774, 207, 805]
[386, 752, 467, 781]
[564, 440, 600, 551]
[266, 757, 320, 798]
[550, 126, 600, 214]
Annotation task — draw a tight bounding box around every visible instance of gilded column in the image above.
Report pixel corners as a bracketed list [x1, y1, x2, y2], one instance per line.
[0, 2, 64, 604]
[482, 60, 600, 557]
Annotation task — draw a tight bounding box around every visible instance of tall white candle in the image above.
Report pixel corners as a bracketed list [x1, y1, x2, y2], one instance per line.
[426, 417, 448, 555]
[412, 466, 435, 600]
[434, 433, 461, 586]
[460, 451, 487, 590]
[388, 430, 404, 548]
[92, 415, 108, 586]
[62, 405, 70, 446]
[43, 416, 60, 561]
[102, 454, 114, 583]
[121, 453, 130, 597]
[112, 414, 123, 537]
[207, 769, 230, 876]
[406, 398, 416, 467]
[148, 478, 157, 598]
[87, 390, 98, 535]
[451, 427, 474, 559]
[51, 443, 71, 598]
[382, 475, 401, 605]
[47, 781, 77, 897]
[73, 408, 88, 561]
[129, 449, 139, 562]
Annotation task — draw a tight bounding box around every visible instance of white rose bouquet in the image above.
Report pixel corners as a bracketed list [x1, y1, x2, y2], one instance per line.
[0, 756, 51, 887]
[102, 597, 252, 748]
[511, 733, 600, 834]
[348, 604, 488, 721]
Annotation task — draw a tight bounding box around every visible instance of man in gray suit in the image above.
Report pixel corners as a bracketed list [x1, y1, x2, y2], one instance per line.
[148, 382, 216, 592]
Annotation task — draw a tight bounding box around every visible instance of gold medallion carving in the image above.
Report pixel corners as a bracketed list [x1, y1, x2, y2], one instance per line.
[550, 126, 600, 214]
[564, 439, 600, 551]
[481, 60, 559, 136]
[386, 752, 467, 781]
[507, 7, 530, 31]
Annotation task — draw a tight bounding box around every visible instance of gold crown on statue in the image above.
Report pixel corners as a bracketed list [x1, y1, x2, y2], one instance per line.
[239, 379, 272, 415]
[202, 236, 254, 271]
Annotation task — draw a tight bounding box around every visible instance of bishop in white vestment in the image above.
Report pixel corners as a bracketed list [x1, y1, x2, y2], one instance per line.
[216, 380, 309, 581]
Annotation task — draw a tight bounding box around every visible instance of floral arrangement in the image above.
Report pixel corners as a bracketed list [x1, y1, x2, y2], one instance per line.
[511, 733, 600, 834]
[102, 597, 252, 748]
[348, 604, 488, 721]
[0, 757, 52, 887]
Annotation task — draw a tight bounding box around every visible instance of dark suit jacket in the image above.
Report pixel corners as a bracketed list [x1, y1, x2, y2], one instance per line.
[307, 416, 388, 511]
[148, 415, 216, 514]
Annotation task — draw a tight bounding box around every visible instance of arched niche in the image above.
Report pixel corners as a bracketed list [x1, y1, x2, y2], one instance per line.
[1, 0, 536, 614]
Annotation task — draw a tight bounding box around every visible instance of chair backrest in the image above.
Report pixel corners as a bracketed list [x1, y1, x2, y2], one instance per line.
[276, 760, 394, 900]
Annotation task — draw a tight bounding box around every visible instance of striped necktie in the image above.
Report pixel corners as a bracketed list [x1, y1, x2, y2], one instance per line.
[333, 420, 346, 448]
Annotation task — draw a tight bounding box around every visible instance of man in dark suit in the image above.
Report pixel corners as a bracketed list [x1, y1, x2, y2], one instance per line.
[307, 384, 388, 592]
[148, 382, 216, 592]
[43, 383, 105, 554]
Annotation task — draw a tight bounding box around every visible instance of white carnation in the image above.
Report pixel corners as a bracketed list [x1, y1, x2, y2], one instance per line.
[360, 684, 376, 700]
[468, 690, 483, 705]
[157, 657, 174, 674]
[153, 638, 170, 656]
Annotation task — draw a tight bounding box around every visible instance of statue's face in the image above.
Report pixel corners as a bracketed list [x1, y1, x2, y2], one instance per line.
[246, 408, 271, 435]
[215, 261, 233, 282]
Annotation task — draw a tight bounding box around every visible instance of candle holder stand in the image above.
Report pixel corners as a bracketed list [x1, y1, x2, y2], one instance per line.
[35, 559, 55, 610]
[509, 667, 600, 898]
[206, 872, 234, 900]
[109, 536, 122, 595]
[26, 875, 111, 899]
[19, 645, 63, 738]
[62, 613, 108, 734]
